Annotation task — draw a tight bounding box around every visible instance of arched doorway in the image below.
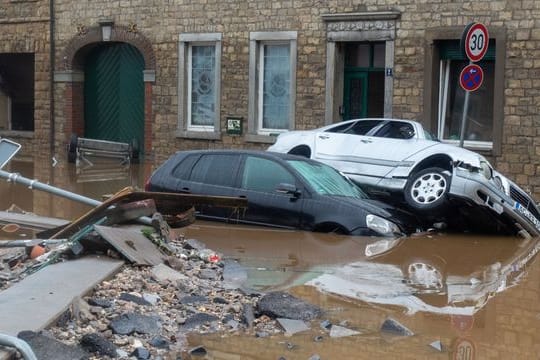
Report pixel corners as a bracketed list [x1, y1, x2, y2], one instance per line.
[84, 43, 145, 155]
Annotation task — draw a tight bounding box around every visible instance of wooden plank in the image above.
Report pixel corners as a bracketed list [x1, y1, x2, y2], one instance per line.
[94, 225, 166, 266]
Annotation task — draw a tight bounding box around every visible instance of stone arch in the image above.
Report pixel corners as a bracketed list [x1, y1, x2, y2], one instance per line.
[59, 24, 155, 71]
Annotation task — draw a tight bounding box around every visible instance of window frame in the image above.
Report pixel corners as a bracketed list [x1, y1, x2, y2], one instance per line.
[177, 33, 222, 140]
[423, 27, 506, 156]
[247, 31, 297, 143]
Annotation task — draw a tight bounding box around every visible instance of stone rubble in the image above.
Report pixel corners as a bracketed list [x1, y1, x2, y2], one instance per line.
[26, 236, 322, 359]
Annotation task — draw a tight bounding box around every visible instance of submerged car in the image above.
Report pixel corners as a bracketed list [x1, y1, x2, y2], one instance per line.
[144, 150, 420, 236]
[268, 118, 540, 237]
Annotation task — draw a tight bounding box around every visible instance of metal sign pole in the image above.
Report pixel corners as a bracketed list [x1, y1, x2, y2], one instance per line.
[459, 82, 471, 148]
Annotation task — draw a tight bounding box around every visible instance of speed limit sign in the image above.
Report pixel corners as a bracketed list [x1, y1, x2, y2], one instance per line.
[462, 22, 489, 62]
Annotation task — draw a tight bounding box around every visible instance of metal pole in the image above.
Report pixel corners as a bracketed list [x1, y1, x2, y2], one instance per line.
[459, 83, 471, 148]
[0, 170, 101, 207]
[0, 169, 153, 225]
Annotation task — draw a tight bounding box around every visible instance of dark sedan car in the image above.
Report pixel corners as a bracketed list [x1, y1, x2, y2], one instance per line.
[145, 150, 420, 236]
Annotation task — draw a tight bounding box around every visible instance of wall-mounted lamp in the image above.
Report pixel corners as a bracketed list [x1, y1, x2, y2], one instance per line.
[99, 20, 114, 41]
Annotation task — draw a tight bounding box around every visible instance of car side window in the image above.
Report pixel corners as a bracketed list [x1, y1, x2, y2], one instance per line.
[346, 120, 382, 135]
[242, 156, 295, 192]
[374, 121, 415, 139]
[326, 120, 381, 135]
[189, 154, 239, 187]
[171, 154, 200, 180]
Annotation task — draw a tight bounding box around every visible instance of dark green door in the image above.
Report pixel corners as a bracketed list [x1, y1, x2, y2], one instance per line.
[85, 43, 144, 154]
[343, 42, 385, 120]
[344, 72, 368, 120]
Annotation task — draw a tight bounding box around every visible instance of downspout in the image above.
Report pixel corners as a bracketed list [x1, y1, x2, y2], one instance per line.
[49, 0, 55, 155]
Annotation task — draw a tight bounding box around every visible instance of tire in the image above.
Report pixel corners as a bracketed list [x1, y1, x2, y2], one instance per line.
[67, 133, 78, 163]
[404, 167, 451, 212]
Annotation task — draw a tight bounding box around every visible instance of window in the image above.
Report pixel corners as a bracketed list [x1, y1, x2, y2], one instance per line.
[0, 53, 35, 132]
[437, 40, 494, 147]
[242, 156, 295, 192]
[248, 32, 297, 142]
[178, 33, 222, 139]
[190, 154, 239, 187]
[424, 27, 506, 155]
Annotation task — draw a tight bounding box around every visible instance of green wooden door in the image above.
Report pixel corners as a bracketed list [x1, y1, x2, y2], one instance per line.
[343, 72, 368, 120]
[84, 43, 144, 154]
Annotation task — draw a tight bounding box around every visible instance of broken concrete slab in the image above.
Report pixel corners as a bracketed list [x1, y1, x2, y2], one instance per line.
[380, 317, 414, 337]
[94, 224, 166, 266]
[429, 340, 444, 351]
[277, 318, 310, 335]
[150, 263, 188, 283]
[0, 256, 124, 336]
[329, 325, 362, 338]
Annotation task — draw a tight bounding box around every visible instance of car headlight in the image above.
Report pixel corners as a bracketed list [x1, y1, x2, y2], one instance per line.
[480, 161, 493, 180]
[366, 214, 401, 236]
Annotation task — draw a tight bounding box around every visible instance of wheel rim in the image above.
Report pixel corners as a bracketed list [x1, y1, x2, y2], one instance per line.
[406, 262, 444, 291]
[410, 172, 447, 204]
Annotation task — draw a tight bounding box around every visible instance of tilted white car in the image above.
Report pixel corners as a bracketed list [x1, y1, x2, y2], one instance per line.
[268, 118, 540, 237]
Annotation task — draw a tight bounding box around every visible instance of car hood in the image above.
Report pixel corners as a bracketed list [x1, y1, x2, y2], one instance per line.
[325, 195, 422, 233]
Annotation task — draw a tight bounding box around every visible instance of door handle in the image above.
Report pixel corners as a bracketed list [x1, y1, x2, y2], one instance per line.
[318, 135, 330, 140]
[360, 139, 372, 144]
[181, 187, 191, 193]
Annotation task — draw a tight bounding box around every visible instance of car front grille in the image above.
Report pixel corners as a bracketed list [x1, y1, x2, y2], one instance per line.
[510, 185, 540, 219]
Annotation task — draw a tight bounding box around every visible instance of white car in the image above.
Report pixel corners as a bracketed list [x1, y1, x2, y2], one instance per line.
[268, 118, 540, 237]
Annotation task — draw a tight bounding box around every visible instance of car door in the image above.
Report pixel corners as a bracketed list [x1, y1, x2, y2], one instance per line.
[184, 153, 243, 221]
[313, 119, 386, 181]
[235, 155, 304, 229]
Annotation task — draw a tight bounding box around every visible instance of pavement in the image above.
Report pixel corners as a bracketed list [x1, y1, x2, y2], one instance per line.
[0, 256, 124, 359]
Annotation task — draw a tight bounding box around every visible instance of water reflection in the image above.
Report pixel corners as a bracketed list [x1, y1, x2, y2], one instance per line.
[182, 222, 540, 316]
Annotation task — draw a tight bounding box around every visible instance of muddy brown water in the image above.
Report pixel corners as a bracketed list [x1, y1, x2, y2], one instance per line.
[1, 155, 540, 359]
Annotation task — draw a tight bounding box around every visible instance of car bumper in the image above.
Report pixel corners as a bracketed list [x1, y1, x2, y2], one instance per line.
[450, 169, 540, 237]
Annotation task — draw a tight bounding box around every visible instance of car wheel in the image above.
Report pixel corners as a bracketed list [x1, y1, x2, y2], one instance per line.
[404, 167, 450, 212]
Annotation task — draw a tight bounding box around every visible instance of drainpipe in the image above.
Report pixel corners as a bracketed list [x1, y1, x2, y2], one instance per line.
[49, 0, 55, 155]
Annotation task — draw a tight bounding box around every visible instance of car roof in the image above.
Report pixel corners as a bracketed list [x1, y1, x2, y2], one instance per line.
[173, 149, 309, 162]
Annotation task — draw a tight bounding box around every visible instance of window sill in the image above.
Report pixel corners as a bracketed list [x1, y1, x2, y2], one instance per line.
[176, 130, 221, 140]
[245, 134, 278, 144]
[0, 130, 34, 139]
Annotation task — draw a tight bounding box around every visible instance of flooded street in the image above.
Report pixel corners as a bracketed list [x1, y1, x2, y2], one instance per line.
[2, 153, 540, 359]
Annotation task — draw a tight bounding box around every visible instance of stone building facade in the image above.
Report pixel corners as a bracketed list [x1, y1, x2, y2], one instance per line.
[1, 1, 540, 196]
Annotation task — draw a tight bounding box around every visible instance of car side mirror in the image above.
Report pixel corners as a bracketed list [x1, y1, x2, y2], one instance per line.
[276, 183, 301, 198]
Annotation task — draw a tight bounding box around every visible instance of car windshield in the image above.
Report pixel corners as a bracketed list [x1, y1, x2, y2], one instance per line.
[287, 160, 368, 199]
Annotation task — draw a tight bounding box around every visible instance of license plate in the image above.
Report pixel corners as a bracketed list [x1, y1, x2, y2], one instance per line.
[515, 202, 540, 231]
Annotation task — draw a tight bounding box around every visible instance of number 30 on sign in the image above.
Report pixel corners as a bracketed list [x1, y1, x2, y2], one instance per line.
[461, 22, 489, 63]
